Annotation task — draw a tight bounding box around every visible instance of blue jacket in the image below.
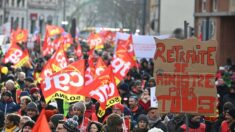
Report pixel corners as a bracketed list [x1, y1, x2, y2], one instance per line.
[0, 100, 19, 115]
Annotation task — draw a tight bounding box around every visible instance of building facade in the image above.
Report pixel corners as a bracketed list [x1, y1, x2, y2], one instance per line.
[195, 0, 235, 65]
[0, 0, 63, 35]
[159, 0, 194, 35]
[147, 0, 160, 35]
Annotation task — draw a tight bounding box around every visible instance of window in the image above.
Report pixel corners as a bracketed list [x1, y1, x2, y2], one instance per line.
[17, 0, 20, 7]
[0, 15, 2, 26]
[0, 0, 2, 8]
[11, 17, 14, 28]
[22, 0, 25, 7]
[6, 0, 9, 6]
[12, 0, 15, 7]
[21, 17, 24, 28]
[213, 0, 218, 11]
[202, 0, 207, 12]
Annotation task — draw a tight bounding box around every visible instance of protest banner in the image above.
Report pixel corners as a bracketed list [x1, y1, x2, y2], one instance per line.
[154, 38, 217, 115]
[115, 32, 156, 59]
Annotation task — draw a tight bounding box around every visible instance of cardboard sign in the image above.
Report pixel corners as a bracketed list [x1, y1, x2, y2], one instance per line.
[154, 38, 217, 115]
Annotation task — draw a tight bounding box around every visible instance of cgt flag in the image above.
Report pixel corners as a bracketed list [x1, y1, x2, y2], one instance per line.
[112, 46, 135, 85]
[41, 59, 85, 103]
[2, 43, 29, 68]
[80, 66, 121, 117]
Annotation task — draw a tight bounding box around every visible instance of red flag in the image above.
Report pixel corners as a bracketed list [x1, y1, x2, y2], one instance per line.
[112, 47, 135, 85]
[41, 59, 85, 103]
[95, 57, 107, 77]
[3, 43, 29, 68]
[42, 31, 54, 56]
[32, 109, 50, 132]
[38, 61, 53, 83]
[87, 32, 104, 50]
[49, 45, 68, 72]
[75, 43, 83, 59]
[116, 35, 137, 67]
[81, 66, 121, 117]
[11, 28, 28, 44]
[46, 25, 64, 37]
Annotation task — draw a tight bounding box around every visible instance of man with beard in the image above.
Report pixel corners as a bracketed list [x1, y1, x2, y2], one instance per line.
[178, 115, 206, 132]
[128, 96, 145, 122]
[72, 101, 90, 132]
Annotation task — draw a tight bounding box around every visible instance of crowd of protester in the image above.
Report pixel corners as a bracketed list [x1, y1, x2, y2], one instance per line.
[0, 35, 235, 132]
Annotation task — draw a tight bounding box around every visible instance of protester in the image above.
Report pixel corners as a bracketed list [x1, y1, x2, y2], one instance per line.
[132, 114, 149, 132]
[63, 115, 80, 132]
[128, 96, 145, 122]
[221, 108, 235, 132]
[2, 113, 21, 132]
[178, 115, 206, 132]
[21, 120, 35, 132]
[72, 101, 90, 131]
[19, 116, 32, 131]
[102, 113, 123, 132]
[49, 114, 64, 132]
[25, 102, 39, 122]
[147, 106, 167, 131]
[87, 121, 103, 132]
[0, 90, 19, 115]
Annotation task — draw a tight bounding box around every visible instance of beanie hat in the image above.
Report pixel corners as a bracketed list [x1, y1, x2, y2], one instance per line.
[73, 102, 86, 114]
[118, 83, 129, 92]
[2, 91, 12, 97]
[228, 108, 235, 119]
[223, 102, 234, 112]
[30, 87, 40, 94]
[20, 91, 30, 98]
[25, 77, 34, 83]
[107, 113, 123, 126]
[26, 102, 38, 111]
[22, 120, 35, 130]
[50, 114, 64, 128]
[112, 103, 124, 113]
[63, 115, 80, 132]
[137, 114, 148, 124]
[7, 74, 15, 81]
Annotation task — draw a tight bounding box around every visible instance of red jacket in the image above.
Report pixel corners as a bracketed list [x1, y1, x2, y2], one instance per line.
[180, 123, 206, 132]
[221, 121, 229, 132]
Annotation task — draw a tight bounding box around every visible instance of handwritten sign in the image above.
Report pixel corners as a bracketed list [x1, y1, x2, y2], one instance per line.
[154, 38, 217, 115]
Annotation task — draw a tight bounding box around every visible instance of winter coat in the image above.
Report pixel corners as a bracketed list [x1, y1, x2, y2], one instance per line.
[0, 99, 19, 115]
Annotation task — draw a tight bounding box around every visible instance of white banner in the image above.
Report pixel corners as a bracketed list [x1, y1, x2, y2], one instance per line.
[115, 32, 171, 59]
[150, 87, 158, 108]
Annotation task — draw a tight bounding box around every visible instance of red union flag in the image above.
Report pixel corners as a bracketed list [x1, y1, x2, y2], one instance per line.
[41, 59, 85, 103]
[46, 25, 64, 37]
[112, 46, 135, 84]
[95, 57, 107, 77]
[42, 32, 54, 56]
[116, 35, 137, 67]
[3, 43, 29, 68]
[81, 66, 121, 117]
[50, 45, 68, 72]
[38, 62, 53, 83]
[11, 29, 28, 43]
[75, 43, 83, 59]
[87, 32, 104, 50]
